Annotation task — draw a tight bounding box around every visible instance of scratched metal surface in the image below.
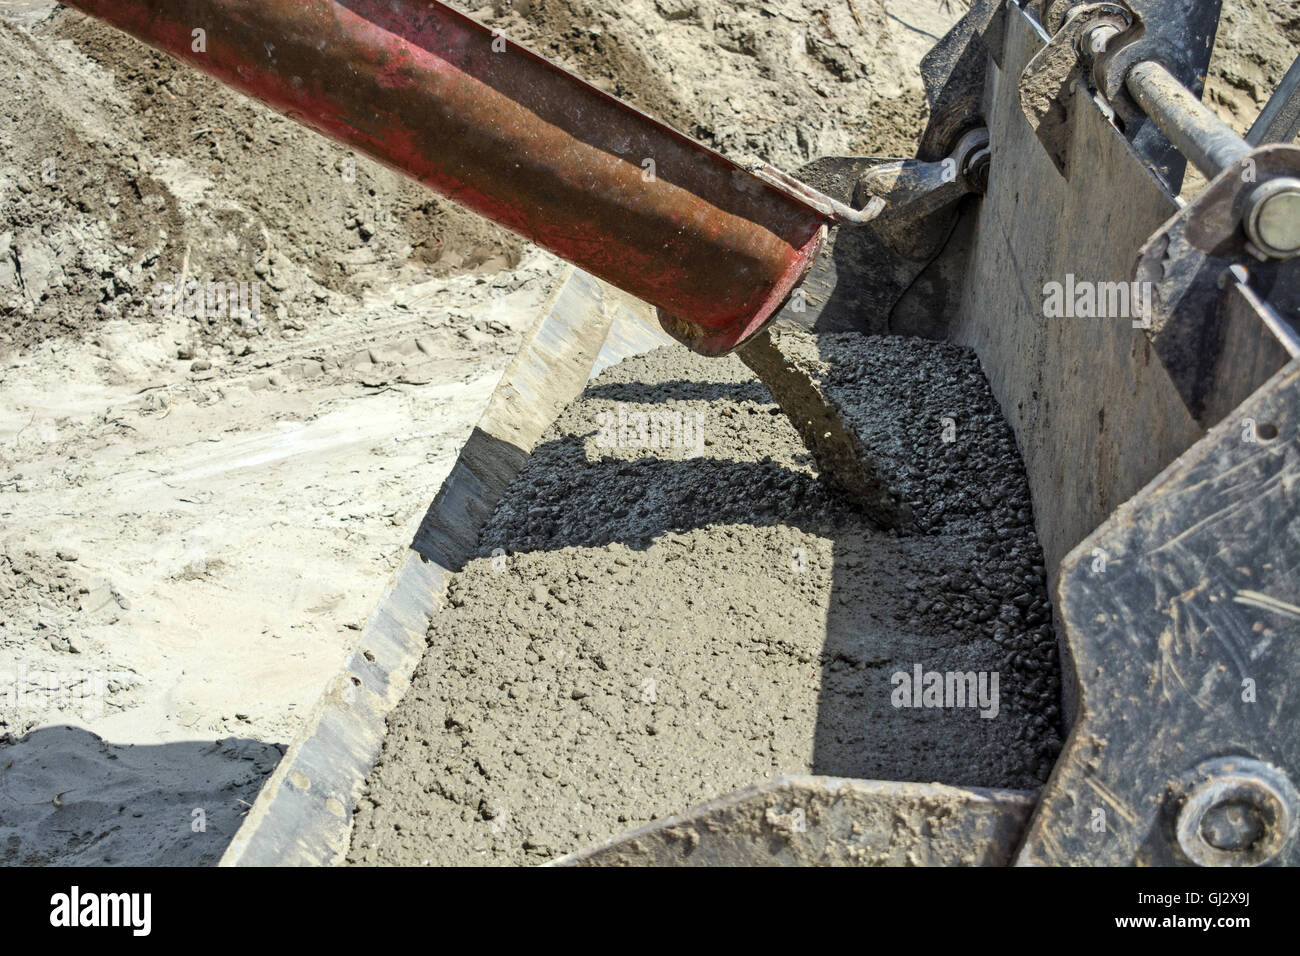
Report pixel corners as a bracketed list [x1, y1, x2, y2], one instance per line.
[950, 7, 1202, 594]
[1019, 358, 1300, 865]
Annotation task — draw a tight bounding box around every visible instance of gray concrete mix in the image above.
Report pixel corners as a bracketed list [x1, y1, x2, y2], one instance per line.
[347, 334, 1062, 865]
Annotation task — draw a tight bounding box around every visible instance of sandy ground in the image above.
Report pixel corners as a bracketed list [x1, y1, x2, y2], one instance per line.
[1, 0, 1295, 865]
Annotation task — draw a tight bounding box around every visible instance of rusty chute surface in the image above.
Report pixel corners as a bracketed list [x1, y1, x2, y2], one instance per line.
[63, 0, 830, 354]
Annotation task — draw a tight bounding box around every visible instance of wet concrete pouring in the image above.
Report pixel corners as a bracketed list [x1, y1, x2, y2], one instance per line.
[348, 331, 1062, 865]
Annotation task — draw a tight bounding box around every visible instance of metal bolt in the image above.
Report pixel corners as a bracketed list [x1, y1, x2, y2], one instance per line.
[964, 147, 992, 195]
[1201, 799, 1267, 852]
[953, 127, 992, 195]
[1174, 758, 1298, 867]
[1244, 177, 1300, 259]
[1081, 21, 1122, 56]
[1216, 263, 1250, 290]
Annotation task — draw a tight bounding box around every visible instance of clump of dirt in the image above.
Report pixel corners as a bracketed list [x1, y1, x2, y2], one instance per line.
[348, 337, 1060, 866]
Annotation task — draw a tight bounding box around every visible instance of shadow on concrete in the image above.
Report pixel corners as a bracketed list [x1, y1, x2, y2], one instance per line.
[471, 392, 1055, 791]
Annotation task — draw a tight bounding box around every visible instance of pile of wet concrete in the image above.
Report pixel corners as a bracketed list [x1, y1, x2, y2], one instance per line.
[347, 335, 1062, 865]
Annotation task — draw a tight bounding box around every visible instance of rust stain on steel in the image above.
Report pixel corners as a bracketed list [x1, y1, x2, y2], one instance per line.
[64, 0, 830, 354]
